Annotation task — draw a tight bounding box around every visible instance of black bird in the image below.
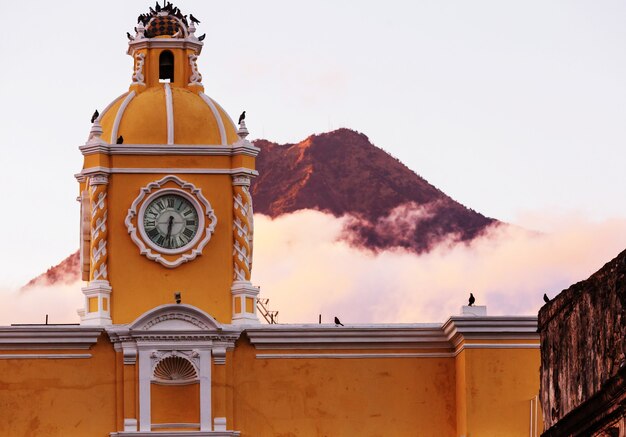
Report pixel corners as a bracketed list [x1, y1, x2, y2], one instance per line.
[155, 1, 161, 12]
[468, 293, 475, 306]
[334, 316, 344, 326]
[117, 135, 124, 144]
[189, 14, 201, 25]
[238, 110, 246, 124]
[90, 109, 99, 124]
[543, 293, 550, 303]
[174, 292, 181, 304]
[149, 7, 156, 14]
[198, 33, 206, 41]
[126, 32, 133, 41]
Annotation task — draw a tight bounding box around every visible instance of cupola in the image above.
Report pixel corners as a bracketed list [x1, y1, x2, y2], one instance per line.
[96, 3, 238, 146]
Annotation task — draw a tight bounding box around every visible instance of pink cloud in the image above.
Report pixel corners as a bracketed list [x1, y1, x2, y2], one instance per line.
[252, 209, 626, 323]
[5, 208, 625, 326]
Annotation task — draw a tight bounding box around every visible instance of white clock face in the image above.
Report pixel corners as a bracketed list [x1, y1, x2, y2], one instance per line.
[142, 193, 200, 250]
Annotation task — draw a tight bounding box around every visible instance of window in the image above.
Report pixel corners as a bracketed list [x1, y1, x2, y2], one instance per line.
[159, 50, 174, 82]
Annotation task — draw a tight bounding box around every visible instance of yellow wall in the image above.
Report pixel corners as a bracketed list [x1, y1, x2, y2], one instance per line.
[0, 334, 116, 436]
[106, 172, 235, 324]
[458, 345, 543, 436]
[231, 338, 457, 437]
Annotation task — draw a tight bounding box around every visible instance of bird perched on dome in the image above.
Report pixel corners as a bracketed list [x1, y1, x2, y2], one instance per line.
[198, 34, 206, 41]
[189, 14, 201, 25]
[117, 136, 124, 144]
[126, 32, 133, 41]
[238, 111, 246, 125]
[468, 293, 475, 306]
[543, 293, 550, 303]
[334, 316, 344, 326]
[91, 110, 99, 124]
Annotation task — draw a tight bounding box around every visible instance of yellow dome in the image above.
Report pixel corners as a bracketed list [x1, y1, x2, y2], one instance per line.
[99, 85, 239, 146]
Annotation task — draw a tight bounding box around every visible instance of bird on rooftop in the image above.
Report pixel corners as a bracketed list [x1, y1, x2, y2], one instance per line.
[543, 293, 550, 303]
[155, 1, 161, 12]
[468, 293, 475, 306]
[198, 33, 206, 41]
[189, 14, 201, 25]
[126, 32, 133, 41]
[174, 292, 181, 304]
[91, 109, 99, 124]
[238, 111, 246, 125]
[334, 316, 343, 326]
[117, 136, 124, 144]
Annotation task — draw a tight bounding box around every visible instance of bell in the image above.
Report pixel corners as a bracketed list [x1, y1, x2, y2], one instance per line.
[159, 50, 175, 82]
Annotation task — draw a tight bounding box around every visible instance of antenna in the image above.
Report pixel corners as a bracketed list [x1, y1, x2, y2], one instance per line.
[257, 297, 278, 324]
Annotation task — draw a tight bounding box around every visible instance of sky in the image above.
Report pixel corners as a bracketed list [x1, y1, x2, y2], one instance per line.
[0, 1, 625, 322]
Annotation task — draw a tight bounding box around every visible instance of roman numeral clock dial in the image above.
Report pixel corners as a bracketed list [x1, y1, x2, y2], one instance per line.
[126, 176, 218, 268]
[142, 194, 199, 250]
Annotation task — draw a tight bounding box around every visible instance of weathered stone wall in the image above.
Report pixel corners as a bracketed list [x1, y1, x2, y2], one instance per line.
[539, 248, 626, 432]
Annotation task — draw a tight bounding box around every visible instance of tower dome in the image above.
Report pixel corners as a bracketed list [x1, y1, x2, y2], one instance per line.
[95, 4, 238, 146]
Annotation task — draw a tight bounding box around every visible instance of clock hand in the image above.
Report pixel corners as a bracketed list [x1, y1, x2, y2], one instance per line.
[166, 215, 174, 239]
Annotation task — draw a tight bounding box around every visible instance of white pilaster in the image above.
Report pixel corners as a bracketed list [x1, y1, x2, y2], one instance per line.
[138, 349, 152, 432]
[199, 349, 212, 431]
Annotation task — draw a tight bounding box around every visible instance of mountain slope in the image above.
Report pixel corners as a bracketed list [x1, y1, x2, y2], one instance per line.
[25, 128, 498, 287]
[252, 128, 497, 252]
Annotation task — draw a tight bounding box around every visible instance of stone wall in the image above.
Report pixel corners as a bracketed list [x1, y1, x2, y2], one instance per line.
[539, 248, 626, 434]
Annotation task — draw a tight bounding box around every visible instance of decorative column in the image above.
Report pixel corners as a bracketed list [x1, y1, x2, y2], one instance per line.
[81, 171, 112, 325]
[231, 120, 260, 324]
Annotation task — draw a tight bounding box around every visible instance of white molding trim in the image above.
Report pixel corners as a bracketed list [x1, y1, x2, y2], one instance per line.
[0, 327, 103, 350]
[0, 354, 92, 359]
[454, 343, 540, 357]
[199, 93, 227, 146]
[111, 91, 136, 143]
[164, 83, 174, 145]
[127, 38, 203, 55]
[78, 167, 258, 177]
[244, 317, 539, 351]
[111, 431, 240, 436]
[97, 92, 128, 123]
[257, 352, 454, 359]
[79, 143, 260, 157]
[210, 98, 237, 131]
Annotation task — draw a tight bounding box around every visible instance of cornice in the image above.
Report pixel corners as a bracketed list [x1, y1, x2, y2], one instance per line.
[442, 316, 539, 347]
[76, 167, 258, 179]
[244, 317, 539, 352]
[244, 324, 450, 350]
[79, 143, 260, 157]
[128, 37, 203, 54]
[0, 326, 103, 350]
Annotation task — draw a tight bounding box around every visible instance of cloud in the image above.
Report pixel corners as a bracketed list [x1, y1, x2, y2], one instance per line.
[0, 282, 83, 326]
[5, 208, 626, 326]
[251, 209, 626, 323]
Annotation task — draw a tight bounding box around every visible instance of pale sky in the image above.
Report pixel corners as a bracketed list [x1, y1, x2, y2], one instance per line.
[1, 0, 625, 287]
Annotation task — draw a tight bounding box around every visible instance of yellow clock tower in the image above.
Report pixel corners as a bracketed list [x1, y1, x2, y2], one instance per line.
[0, 3, 545, 436]
[77, 7, 259, 326]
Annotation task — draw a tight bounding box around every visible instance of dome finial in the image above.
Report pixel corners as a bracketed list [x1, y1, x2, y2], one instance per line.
[86, 121, 107, 146]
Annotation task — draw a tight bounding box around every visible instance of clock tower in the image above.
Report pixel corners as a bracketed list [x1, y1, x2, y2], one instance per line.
[76, 7, 259, 326]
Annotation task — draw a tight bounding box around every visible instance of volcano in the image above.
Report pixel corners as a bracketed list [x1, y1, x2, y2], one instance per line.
[25, 128, 497, 288]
